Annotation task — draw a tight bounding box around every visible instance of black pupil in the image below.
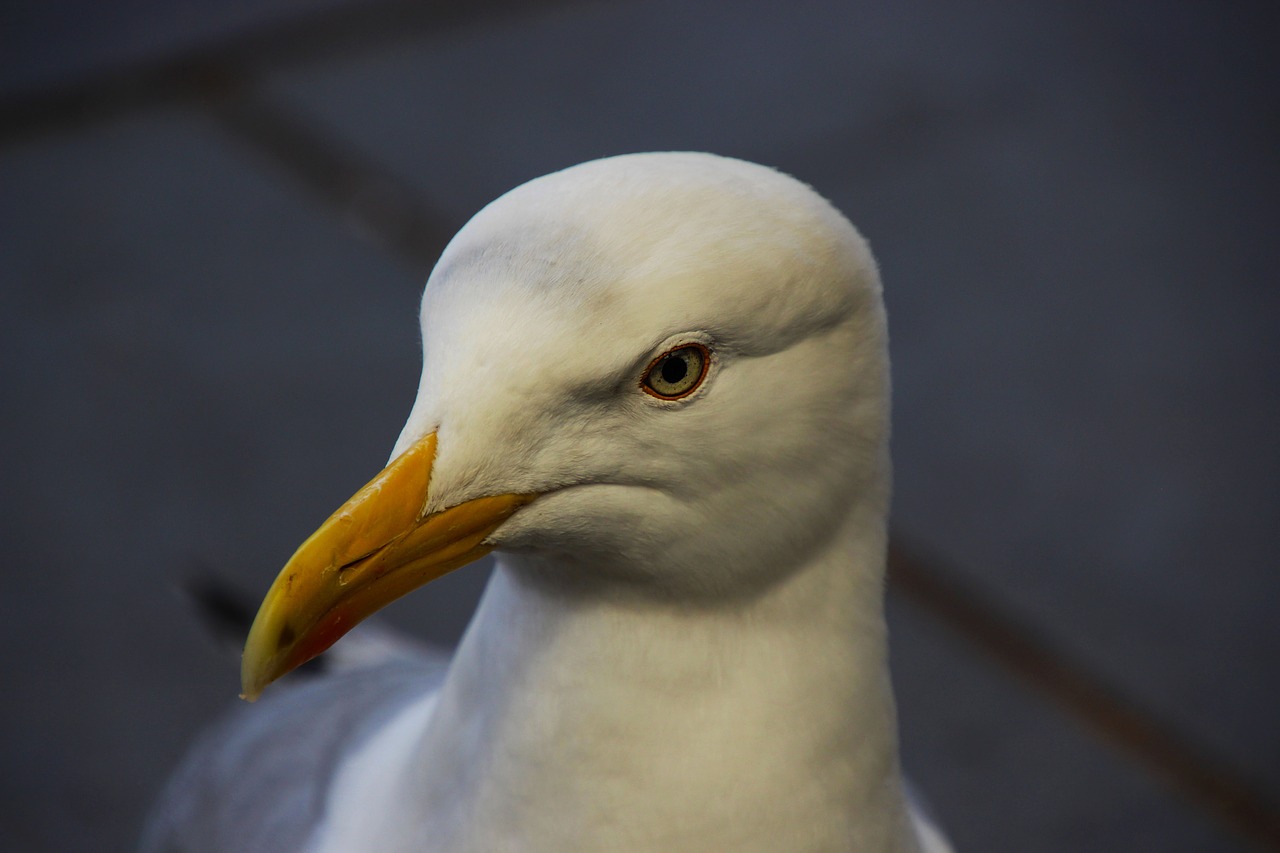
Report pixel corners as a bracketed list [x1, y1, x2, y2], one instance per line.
[661, 354, 689, 385]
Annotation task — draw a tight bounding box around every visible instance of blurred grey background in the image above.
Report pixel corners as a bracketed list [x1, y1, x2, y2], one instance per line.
[1, 1, 1277, 851]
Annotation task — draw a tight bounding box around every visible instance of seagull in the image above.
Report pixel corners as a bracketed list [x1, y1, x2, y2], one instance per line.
[141, 152, 953, 853]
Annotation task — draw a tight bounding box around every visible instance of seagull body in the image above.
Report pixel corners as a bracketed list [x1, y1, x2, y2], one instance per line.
[142, 153, 952, 853]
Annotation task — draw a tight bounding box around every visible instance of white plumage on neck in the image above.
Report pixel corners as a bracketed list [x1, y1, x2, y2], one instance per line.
[316, 507, 915, 853]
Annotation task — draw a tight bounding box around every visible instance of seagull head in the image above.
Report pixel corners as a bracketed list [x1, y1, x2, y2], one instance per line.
[241, 153, 889, 700]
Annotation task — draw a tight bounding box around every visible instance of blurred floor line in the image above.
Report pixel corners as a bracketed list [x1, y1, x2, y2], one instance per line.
[0, 0, 588, 146]
[209, 85, 455, 273]
[889, 539, 1280, 852]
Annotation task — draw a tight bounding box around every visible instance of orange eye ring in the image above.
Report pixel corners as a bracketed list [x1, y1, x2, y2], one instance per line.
[641, 342, 711, 400]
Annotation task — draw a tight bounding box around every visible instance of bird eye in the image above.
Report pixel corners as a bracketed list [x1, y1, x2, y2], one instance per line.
[642, 343, 710, 400]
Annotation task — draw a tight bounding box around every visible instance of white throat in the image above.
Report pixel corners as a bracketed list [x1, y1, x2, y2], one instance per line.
[315, 493, 917, 853]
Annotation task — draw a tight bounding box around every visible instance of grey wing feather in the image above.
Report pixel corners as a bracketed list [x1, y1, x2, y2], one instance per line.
[904, 777, 956, 853]
[139, 652, 447, 853]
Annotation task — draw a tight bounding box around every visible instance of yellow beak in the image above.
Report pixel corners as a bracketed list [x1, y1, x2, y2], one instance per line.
[240, 432, 533, 701]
